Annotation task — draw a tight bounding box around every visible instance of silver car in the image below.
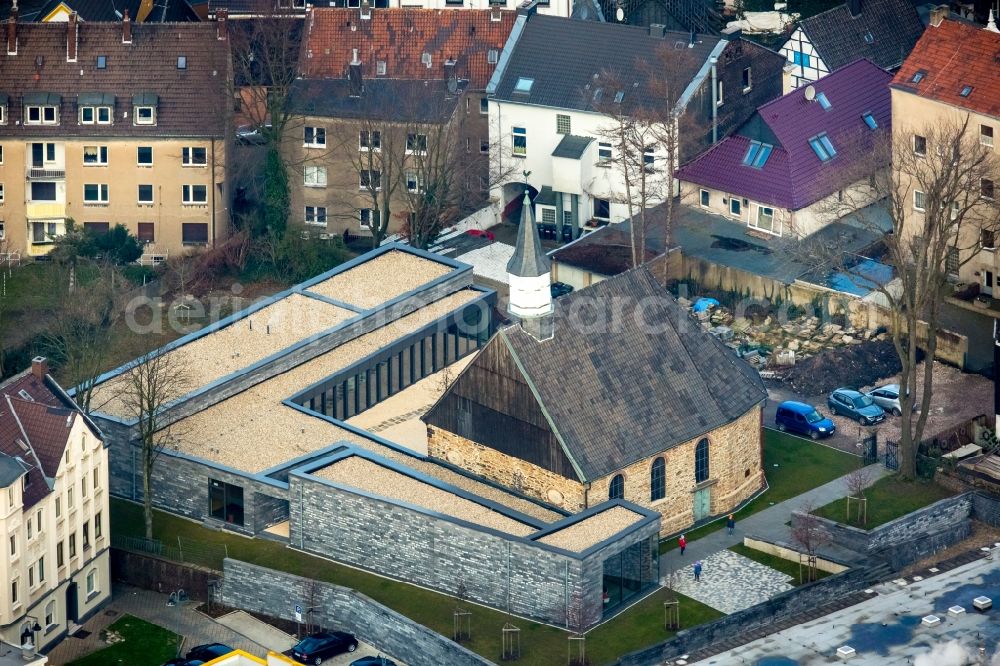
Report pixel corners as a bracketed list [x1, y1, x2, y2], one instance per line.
[865, 384, 911, 416]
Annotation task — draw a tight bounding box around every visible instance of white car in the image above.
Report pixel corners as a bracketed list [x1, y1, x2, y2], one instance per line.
[865, 384, 913, 416]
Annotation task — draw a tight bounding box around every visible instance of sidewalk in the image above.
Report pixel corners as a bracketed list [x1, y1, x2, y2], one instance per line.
[660, 462, 890, 580]
[46, 584, 268, 665]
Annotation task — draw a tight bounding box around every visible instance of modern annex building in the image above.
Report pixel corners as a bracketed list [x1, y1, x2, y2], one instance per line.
[86, 244, 660, 631]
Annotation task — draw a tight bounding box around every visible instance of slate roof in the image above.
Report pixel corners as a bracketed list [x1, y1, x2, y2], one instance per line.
[0, 22, 231, 138]
[798, 0, 924, 71]
[552, 135, 593, 159]
[0, 366, 100, 509]
[891, 19, 1000, 120]
[286, 78, 462, 122]
[491, 13, 720, 112]
[501, 267, 766, 481]
[31, 0, 200, 22]
[298, 8, 517, 90]
[507, 192, 550, 278]
[676, 59, 892, 211]
[0, 454, 27, 489]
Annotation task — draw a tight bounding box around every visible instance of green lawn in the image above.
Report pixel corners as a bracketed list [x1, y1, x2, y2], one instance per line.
[67, 614, 180, 666]
[812, 475, 954, 529]
[728, 543, 831, 586]
[112, 499, 720, 666]
[661, 430, 858, 552]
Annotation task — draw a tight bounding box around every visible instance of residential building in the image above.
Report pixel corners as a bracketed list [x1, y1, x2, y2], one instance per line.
[207, 0, 572, 17]
[0, 16, 232, 258]
[283, 8, 515, 239]
[423, 202, 768, 536]
[13, 0, 200, 23]
[0, 358, 110, 653]
[676, 59, 892, 239]
[488, 14, 785, 241]
[778, 0, 924, 91]
[889, 17, 1000, 294]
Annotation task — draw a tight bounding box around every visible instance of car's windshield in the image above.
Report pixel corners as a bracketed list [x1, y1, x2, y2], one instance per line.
[852, 395, 874, 408]
[805, 410, 823, 423]
[296, 638, 325, 651]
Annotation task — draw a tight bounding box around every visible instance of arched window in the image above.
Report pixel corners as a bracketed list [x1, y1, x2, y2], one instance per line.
[650, 457, 666, 502]
[609, 474, 625, 500]
[695, 438, 710, 484]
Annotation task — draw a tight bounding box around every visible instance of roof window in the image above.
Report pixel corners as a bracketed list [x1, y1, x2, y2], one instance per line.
[862, 112, 877, 129]
[809, 133, 837, 161]
[614, 90, 624, 103]
[96, 55, 106, 69]
[177, 56, 187, 70]
[514, 77, 533, 93]
[487, 49, 499, 64]
[816, 91, 831, 110]
[742, 140, 773, 169]
[863, 31, 873, 44]
[960, 85, 973, 97]
[911, 70, 926, 83]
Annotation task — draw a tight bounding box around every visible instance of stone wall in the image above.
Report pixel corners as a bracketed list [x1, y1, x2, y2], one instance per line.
[616, 566, 872, 666]
[972, 492, 1000, 527]
[220, 560, 493, 666]
[429, 406, 763, 536]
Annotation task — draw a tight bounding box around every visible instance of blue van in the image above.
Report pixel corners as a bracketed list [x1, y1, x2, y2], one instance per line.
[775, 401, 836, 439]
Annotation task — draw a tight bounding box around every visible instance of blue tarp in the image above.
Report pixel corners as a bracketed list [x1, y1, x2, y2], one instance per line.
[693, 297, 720, 313]
[826, 259, 894, 297]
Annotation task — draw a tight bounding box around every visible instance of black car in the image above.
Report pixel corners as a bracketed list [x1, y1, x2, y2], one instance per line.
[164, 659, 205, 666]
[185, 643, 233, 662]
[350, 657, 397, 666]
[291, 631, 359, 664]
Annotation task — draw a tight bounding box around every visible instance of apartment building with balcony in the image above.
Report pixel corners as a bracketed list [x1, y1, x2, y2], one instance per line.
[0, 358, 109, 654]
[0, 13, 232, 258]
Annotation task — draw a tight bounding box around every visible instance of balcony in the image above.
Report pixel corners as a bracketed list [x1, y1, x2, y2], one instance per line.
[26, 202, 65, 219]
[26, 167, 65, 180]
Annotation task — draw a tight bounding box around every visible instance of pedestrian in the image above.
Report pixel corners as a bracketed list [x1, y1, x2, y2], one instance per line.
[694, 560, 703, 582]
[727, 514, 735, 536]
[679, 534, 686, 555]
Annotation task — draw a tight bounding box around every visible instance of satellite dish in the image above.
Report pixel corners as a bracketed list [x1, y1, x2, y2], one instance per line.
[804, 85, 816, 101]
[616, 6, 625, 20]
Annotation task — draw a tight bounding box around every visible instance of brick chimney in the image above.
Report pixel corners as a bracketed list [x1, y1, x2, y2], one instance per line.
[5, 6, 16, 56]
[66, 12, 78, 62]
[31, 357, 49, 380]
[929, 4, 948, 26]
[216, 8, 228, 40]
[122, 9, 132, 44]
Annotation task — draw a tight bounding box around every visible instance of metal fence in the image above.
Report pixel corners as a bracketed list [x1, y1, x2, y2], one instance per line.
[112, 534, 228, 571]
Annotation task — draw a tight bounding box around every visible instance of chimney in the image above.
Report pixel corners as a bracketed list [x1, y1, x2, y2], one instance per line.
[66, 12, 78, 62]
[6, 6, 16, 56]
[929, 4, 948, 26]
[848, 0, 861, 17]
[216, 8, 228, 40]
[688, 28, 697, 47]
[359, 0, 371, 19]
[649, 23, 666, 38]
[31, 357, 48, 380]
[122, 9, 132, 44]
[348, 48, 363, 97]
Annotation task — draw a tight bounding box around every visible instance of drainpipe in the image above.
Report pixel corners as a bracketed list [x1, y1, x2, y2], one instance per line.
[710, 57, 718, 144]
[583, 483, 590, 510]
[210, 140, 217, 247]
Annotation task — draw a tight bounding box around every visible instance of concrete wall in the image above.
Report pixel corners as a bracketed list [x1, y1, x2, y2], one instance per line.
[742, 536, 848, 574]
[220, 559, 494, 666]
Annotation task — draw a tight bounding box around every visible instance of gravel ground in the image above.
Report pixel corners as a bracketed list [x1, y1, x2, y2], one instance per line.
[899, 521, 1000, 577]
[316, 455, 536, 536]
[537, 506, 643, 552]
[307, 250, 451, 309]
[91, 293, 353, 418]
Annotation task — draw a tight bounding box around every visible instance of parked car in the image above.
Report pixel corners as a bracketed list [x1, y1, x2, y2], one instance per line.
[164, 659, 204, 666]
[551, 281, 574, 299]
[291, 631, 358, 664]
[350, 657, 398, 666]
[184, 643, 233, 662]
[827, 388, 885, 425]
[775, 401, 836, 439]
[865, 383, 912, 416]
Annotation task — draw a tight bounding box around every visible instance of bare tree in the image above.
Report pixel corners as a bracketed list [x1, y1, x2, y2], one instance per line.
[790, 504, 830, 583]
[118, 351, 192, 539]
[844, 464, 872, 526]
[812, 116, 1000, 480]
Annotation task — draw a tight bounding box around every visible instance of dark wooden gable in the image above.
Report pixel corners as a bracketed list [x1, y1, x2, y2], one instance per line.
[424, 335, 580, 482]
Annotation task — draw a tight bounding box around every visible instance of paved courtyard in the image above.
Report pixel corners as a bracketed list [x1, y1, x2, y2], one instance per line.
[666, 549, 795, 614]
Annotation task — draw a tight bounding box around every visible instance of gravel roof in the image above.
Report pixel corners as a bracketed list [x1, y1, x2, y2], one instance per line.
[315, 456, 536, 536]
[536, 506, 643, 552]
[91, 293, 354, 419]
[306, 250, 452, 309]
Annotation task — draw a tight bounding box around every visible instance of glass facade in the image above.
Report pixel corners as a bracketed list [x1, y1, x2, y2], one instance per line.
[602, 535, 659, 616]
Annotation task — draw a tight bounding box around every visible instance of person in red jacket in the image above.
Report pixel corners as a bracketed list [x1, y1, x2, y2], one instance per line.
[679, 534, 687, 555]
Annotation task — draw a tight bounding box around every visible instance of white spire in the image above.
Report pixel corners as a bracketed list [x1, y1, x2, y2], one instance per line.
[986, 8, 999, 32]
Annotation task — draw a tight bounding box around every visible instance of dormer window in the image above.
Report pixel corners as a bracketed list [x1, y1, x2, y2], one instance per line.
[0, 98, 6, 125]
[24, 93, 61, 125]
[80, 106, 112, 124]
[132, 93, 158, 126]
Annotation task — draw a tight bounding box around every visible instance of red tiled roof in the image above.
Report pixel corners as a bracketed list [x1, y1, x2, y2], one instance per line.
[299, 8, 516, 89]
[891, 19, 1000, 120]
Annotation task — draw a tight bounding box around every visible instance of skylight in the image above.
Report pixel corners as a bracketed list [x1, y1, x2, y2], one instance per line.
[514, 77, 534, 93]
[816, 91, 831, 110]
[177, 56, 187, 70]
[960, 85, 973, 97]
[912, 70, 926, 84]
[614, 90, 624, 103]
[809, 134, 837, 161]
[863, 31, 874, 44]
[742, 140, 773, 169]
[862, 112, 877, 129]
[96, 55, 106, 69]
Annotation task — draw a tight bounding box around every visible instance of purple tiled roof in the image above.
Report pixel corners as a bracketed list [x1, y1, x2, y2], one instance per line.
[677, 59, 892, 211]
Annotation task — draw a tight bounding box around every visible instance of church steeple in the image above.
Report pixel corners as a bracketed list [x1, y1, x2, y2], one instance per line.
[506, 192, 553, 339]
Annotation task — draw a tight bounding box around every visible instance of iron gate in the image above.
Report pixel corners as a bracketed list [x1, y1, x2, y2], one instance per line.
[884, 440, 899, 470]
[860, 433, 878, 466]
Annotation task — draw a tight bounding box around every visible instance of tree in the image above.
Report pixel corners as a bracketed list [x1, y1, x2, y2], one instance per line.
[811, 116, 1000, 480]
[790, 504, 830, 583]
[117, 351, 191, 539]
[844, 463, 872, 526]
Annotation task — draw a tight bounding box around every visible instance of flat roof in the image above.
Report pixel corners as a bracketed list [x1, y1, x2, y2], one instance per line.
[91, 293, 355, 419]
[535, 505, 644, 552]
[314, 455, 537, 536]
[306, 250, 451, 309]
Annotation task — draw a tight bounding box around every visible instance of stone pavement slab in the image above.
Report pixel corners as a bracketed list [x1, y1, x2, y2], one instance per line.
[666, 549, 794, 614]
[215, 611, 296, 653]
